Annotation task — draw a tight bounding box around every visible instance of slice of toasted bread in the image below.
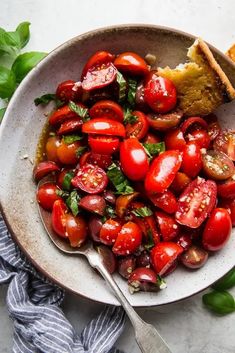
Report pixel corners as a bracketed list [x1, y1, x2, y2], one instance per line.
[158, 38, 235, 116]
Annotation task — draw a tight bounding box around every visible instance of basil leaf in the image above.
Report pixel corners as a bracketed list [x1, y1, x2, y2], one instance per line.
[15, 22, 30, 49]
[144, 229, 155, 250]
[68, 100, 89, 121]
[202, 290, 235, 315]
[123, 106, 138, 125]
[116, 71, 127, 101]
[56, 189, 69, 198]
[0, 28, 18, 56]
[0, 107, 6, 121]
[12, 51, 47, 83]
[107, 162, 134, 195]
[0, 66, 16, 99]
[143, 142, 165, 159]
[106, 205, 116, 218]
[132, 207, 153, 218]
[62, 171, 74, 191]
[66, 190, 81, 216]
[127, 78, 137, 106]
[76, 146, 87, 158]
[213, 268, 235, 291]
[34, 93, 56, 105]
[63, 134, 83, 144]
[157, 275, 167, 289]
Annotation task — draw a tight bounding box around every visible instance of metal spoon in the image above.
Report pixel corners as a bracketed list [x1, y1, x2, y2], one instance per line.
[37, 177, 172, 353]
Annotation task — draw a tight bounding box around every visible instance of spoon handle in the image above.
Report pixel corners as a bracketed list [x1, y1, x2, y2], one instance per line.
[86, 251, 172, 353]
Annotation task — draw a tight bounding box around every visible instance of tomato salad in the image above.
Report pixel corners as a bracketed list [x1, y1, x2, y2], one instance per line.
[34, 50, 235, 294]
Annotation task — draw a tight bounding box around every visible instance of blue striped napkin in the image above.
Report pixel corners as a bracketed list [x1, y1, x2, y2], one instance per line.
[0, 215, 126, 353]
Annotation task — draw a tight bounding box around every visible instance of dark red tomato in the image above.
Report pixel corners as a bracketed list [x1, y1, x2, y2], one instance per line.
[49, 103, 86, 126]
[100, 218, 122, 245]
[144, 72, 177, 113]
[56, 80, 81, 102]
[207, 120, 221, 141]
[175, 177, 217, 228]
[171, 172, 191, 193]
[79, 151, 112, 170]
[181, 116, 208, 135]
[72, 164, 108, 194]
[202, 150, 234, 181]
[181, 245, 208, 269]
[187, 129, 211, 149]
[126, 111, 149, 140]
[81, 51, 115, 79]
[82, 62, 117, 91]
[219, 199, 235, 226]
[79, 195, 106, 216]
[135, 81, 149, 111]
[45, 136, 61, 163]
[147, 109, 183, 131]
[66, 214, 87, 247]
[114, 52, 149, 76]
[202, 208, 232, 251]
[97, 245, 117, 274]
[217, 175, 235, 199]
[145, 150, 182, 194]
[112, 221, 142, 256]
[176, 234, 192, 251]
[57, 118, 83, 135]
[89, 100, 124, 122]
[120, 138, 149, 181]
[115, 192, 139, 218]
[118, 256, 136, 279]
[213, 130, 235, 161]
[181, 142, 202, 178]
[155, 211, 180, 241]
[148, 190, 177, 214]
[165, 128, 186, 151]
[82, 118, 126, 138]
[52, 199, 67, 238]
[151, 242, 183, 276]
[128, 268, 160, 292]
[37, 183, 61, 211]
[57, 140, 82, 165]
[88, 135, 120, 155]
[142, 132, 161, 144]
[33, 161, 60, 182]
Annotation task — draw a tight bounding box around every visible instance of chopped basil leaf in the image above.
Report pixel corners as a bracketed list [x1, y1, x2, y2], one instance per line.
[127, 78, 137, 106]
[34, 93, 63, 108]
[76, 146, 87, 158]
[68, 100, 89, 121]
[63, 134, 83, 144]
[143, 142, 165, 159]
[123, 106, 138, 125]
[106, 205, 116, 218]
[107, 162, 134, 195]
[157, 275, 167, 289]
[144, 229, 155, 250]
[62, 171, 74, 191]
[56, 189, 69, 198]
[66, 190, 81, 216]
[116, 71, 127, 101]
[132, 206, 153, 218]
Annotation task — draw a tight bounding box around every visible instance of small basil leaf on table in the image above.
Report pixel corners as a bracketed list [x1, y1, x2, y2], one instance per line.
[202, 290, 235, 315]
[213, 268, 235, 291]
[12, 51, 47, 83]
[0, 107, 6, 121]
[0, 66, 16, 99]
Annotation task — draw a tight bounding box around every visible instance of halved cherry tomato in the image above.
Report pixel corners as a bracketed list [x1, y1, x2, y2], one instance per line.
[72, 164, 108, 194]
[219, 199, 235, 226]
[57, 118, 83, 135]
[52, 199, 67, 238]
[142, 132, 161, 144]
[33, 161, 60, 182]
[88, 135, 120, 155]
[118, 256, 136, 279]
[145, 150, 182, 194]
[114, 52, 149, 76]
[175, 177, 217, 228]
[217, 175, 235, 199]
[81, 51, 115, 79]
[82, 118, 126, 138]
[155, 211, 180, 241]
[170, 172, 191, 193]
[82, 62, 117, 91]
[79, 195, 106, 216]
[126, 111, 149, 140]
[100, 218, 122, 245]
[45, 136, 61, 163]
[144, 72, 177, 113]
[176, 234, 192, 251]
[56, 80, 81, 102]
[202, 150, 234, 180]
[147, 109, 183, 131]
[89, 100, 124, 122]
[151, 242, 183, 276]
[148, 190, 177, 214]
[49, 103, 86, 125]
[120, 138, 149, 181]
[165, 128, 186, 151]
[57, 140, 82, 165]
[181, 142, 202, 178]
[207, 118, 221, 141]
[128, 267, 160, 292]
[66, 214, 87, 247]
[181, 245, 208, 269]
[213, 130, 235, 161]
[187, 129, 210, 149]
[79, 151, 112, 170]
[112, 221, 142, 256]
[181, 116, 208, 135]
[37, 183, 61, 211]
[115, 192, 139, 218]
[202, 208, 232, 251]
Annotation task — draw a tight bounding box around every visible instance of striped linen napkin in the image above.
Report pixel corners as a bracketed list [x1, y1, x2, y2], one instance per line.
[0, 215, 126, 353]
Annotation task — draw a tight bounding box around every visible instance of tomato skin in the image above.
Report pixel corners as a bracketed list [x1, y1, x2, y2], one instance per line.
[219, 199, 235, 226]
[181, 142, 202, 178]
[66, 214, 87, 247]
[142, 132, 161, 144]
[45, 136, 61, 163]
[37, 183, 61, 211]
[81, 51, 115, 79]
[49, 103, 85, 126]
[181, 116, 208, 135]
[213, 130, 235, 161]
[56, 80, 81, 102]
[217, 176, 235, 199]
[120, 138, 149, 181]
[165, 128, 186, 151]
[150, 242, 183, 276]
[155, 211, 180, 241]
[187, 129, 210, 149]
[52, 199, 67, 238]
[100, 219, 122, 245]
[114, 52, 149, 76]
[115, 192, 139, 218]
[148, 190, 177, 214]
[126, 111, 149, 140]
[147, 109, 183, 131]
[89, 100, 124, 122]
[170, 172, 191, 194]
[202, 150, 234, 181]
[88, 135, 120, 155]
[202, 208, 232, 251]
[82, 118, 126, 138]
[112, 221, 142, 256]
[57, 118, 83, 135]
[33, 161, 60, 182]
[82, 62, 117, 91]
[57, 140, 82, 165]
[144, 72, 177, 113]
[145, 150, 182, 194]
[72, 164, 108, 194]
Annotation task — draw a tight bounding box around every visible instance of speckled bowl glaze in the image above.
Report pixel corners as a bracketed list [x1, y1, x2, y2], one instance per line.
[0, 25, 235, 307]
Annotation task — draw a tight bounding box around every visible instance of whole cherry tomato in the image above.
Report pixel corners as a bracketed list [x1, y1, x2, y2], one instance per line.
[51, 199, 67, 238]
[100, 218, 122, 245]
[89, 100, 124, 122]
[57, 118, 83, 135]
[219, 198, 235, 226]
[45, 136, 61, 163]
[81, 51, 115, 79]
[37, 183, 61, 211]
[170, 172, 191, 194]
[65, 214, 88, 247]
[82, 62, 117, 91]
[148, 190, 177, 214]
[114, 52, 149, 76]
[82, 118, 126, 137]
[49, 103, 86, 125]
[151, 242, 183, 276]
[147, 109, 183, 131]
[155, 211, 180, 241]
[181, 141, 202, 178]
[88, 135, 120, 155]
[165, 128, 186, 151]
[112, 221, 142, 256]
[33, 161, 60, 182]
[57, 140, 82, 165]
[56, 80, 81, 102]
[126, 111, 149, 140]
[187, 129, 210, 149]
[72, 164, 108, 194]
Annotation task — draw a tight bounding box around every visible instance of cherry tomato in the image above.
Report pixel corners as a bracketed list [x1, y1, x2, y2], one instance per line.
[207, 117, 221, 141]
[213, 130, 235, 161]
[37, 183, 61, 211]
[88, 135, 120, 155]
[187, 129, 211, 149]
[202, 208, 232, 251]
[135, 81, 149, 111]
[80, 151, 112, 170]
[219, 199, 235, 226]
[170, 172, 191, 193]
[181, 245, 208, 269]
[89, 100, 124, 122]
[151, 242, 183, 276]
[165, 128, 186, 151]
[120, 138, 149, 181]
[145, 150, 182, 194]
[181, 142, 202, 178]
[136, 251, 151, 268]
[142, 132, 161, 144]
[144, 72, 177, 113]
[155, 211, 180, 241]
[100, 218, 122, 245]
[112, 221, 142, 256]
[126, 111, 149, 140]
[147, 109, 183, 131]
[79, 195, 106, 216]
[57, 140, 82, 165]
[175, 177, 217, 228]
[72, 164, 108, 194]
[118, 256, 136, 279]
[49, 103, 86, 126]
[45, 136, 61, 163]
[33, 161, 60, 182]
[66, 214, 87, 247]
[114, 52, 149, 76]
[217, 175, 235, 199]
[176, 234, 192, 251]
[51, 199, 67, 238]
[181, 117, 208, 135]
[148, 190, 177, 214]
[81, 51, 115, 79]
[82, 62, 117, 91]
[82, 118, 126, 138]
[115, 192, 139, 218]
[57, 118, 83, 135]
[202, 150, 234, 180]
[56, 80, 81, 102]
[88, 215, 103, 242]
[128, 268, 160, 292]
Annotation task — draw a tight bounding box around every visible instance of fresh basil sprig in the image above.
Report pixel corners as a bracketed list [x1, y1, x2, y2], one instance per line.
[143, 142, 165, 159]
[68, 100, 89, 121]
[0, 22, 30, 56]
[12, 51, 47, 83]
[132, 206, 153, 218]
[202, 290, 235, 315]
[107, 162, 134, 195]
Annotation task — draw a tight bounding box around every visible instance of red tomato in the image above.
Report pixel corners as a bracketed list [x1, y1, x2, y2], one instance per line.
[213, 130, 235, 161]
[151, 242, 183, 276]
[79, 151, 112, 170]
[89, 100, 124, 122]
[81, 51, 115, 79]
[202, 208, 232, 251]
[33, 161, 60, 182]
[114, 52, 149, 76]
[145, 150, 182, 194]
[181, 116, 208, 135]
[155, 211, 180, 241]
[165, 128, 186, 151]
[45, 136, 61, 163]
[175, 177, 217, 228]
[88, 135, 120, 155]
[57, 118, 83, 135]
[56, 80, 81, 102]
[37, 183, 61, 211]
[52, 199, 67, 238]
[65, 214, 88, 247]
[126, 110, 149, 140]
[144, 72, 177, 113]
[142, 132, 161, 144]
[187, 129, 211, 149]
[100, 219, 122, 245]
[148, 190, 177, 214]
[181, 142, 202, 178]
[49, 103, 86, 125]
[147, 109, 183, 131]
[219, 199, 235, 226]
[112, 222, 142, 256]
[207, 119, 221, 141]
[170, 172, 191, 193]
[82, 118, 126, 138]
[120, 138, 149, 181]
[82, 62, 117, 91]
[217, 176, 235, 199]
[72, 164, 108, 194]
[176, 234, 192, 251]
[57, 140, 82, 165]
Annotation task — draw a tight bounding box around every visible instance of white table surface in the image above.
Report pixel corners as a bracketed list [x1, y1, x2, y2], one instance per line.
[1, 1, 235, 352]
